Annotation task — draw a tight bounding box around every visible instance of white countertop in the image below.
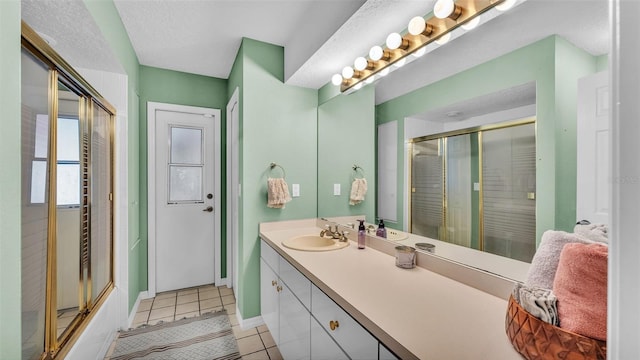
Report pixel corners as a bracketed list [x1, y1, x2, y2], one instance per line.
[259, 218, 522, 360]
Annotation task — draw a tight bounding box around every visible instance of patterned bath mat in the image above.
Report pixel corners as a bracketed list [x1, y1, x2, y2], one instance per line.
[106, 310, 241, 360]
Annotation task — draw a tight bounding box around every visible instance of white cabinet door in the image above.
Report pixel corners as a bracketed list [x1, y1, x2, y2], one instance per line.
[260, 259, 279, 344]
[279, 282, 310, 360]
[311, 316, 348, 360]
[311, 285, 378, 360]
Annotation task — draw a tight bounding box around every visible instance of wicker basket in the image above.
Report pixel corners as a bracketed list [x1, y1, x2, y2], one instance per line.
[505, 295, 606, 360]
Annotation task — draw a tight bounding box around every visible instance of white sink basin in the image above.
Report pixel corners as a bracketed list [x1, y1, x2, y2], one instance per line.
[282, 235, 349, 251]
[386, 229, 409, 241]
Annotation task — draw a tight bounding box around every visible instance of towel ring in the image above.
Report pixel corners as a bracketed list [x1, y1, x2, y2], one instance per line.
[269, 162, 286, 178]
[352, 164, 365, 180]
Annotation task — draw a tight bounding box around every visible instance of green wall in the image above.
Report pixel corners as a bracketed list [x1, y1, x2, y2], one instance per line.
[138, 65, 228, 301]
[235, 38, 319, 319]
[83, 0, 144, 310]
[554, 36, 600, 236]
[318, 86, 376, 222]
[376, 35, 599, 243]
[0, 1, 22, 357]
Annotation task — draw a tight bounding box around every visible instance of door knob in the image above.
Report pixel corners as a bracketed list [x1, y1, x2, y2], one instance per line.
[203, 206, 214, 212]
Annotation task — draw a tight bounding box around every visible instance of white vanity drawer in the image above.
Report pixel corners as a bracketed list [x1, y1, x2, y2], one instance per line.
[279, 256, 311, 310]
[311, 285, 378, 360]
[260, 239, 279, 273]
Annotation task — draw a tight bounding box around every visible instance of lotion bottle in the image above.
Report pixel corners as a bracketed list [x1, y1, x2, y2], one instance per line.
[376, 219, 387, 238]
[358, 220, 366, 249]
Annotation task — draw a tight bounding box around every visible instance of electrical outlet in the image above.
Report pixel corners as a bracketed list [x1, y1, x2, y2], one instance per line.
[292, 184, 300, 197]
[333, 183, 341, 196]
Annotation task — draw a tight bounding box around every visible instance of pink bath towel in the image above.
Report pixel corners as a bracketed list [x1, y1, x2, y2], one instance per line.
[553, 243, 608, 340]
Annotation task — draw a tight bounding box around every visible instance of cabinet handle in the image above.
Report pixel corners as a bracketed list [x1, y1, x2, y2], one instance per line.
[276, 285, 283, 292]
[272, 280, 277, 286]
[329, 320, 340, 331]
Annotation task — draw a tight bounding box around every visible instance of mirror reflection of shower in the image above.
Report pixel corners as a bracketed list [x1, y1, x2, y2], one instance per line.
[410, 118, 536, 263]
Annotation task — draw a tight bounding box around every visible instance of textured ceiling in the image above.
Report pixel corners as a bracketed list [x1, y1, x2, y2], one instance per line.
[21, 0, 124, 74]
[21, 0, 609, 106]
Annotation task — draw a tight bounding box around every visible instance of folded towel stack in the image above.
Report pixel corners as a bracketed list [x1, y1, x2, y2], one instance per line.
[574, 223, 608, 243]
[512, 283, 558, 326]
[267, 177, 292, 209]
[553, 242, 608, 340]
[349, 178, 367, 205]
[525, 230, 596, 290]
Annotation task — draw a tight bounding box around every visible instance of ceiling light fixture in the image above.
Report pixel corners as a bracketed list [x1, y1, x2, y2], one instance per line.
[461, 15, 481, 30]
[435, 32, 451, 45]
[434, 0, 463, 20]
[496, 0, 516, 11]
[333, 0, 516, 93]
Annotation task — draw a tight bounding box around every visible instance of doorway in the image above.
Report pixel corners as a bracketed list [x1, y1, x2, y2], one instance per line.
[147, 102, 222, 295]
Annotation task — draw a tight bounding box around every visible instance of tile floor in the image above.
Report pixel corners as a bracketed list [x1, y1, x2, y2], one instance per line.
[127, 284, 282, 360]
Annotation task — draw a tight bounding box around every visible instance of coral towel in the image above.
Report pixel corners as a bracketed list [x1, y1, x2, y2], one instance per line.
[267, 177, 291, 209]
[553, 242, 608, 340]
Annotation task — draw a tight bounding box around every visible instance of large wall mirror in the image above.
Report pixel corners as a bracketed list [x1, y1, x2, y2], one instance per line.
[374, 0, 609, 281]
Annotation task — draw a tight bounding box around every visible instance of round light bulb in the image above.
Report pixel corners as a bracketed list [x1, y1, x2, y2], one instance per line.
[386, 33, 403, 50]
[433, 0, 455, 19]
[365, 76, 375, 84]
[354, 57, 368, 71]
[394, 58, 407, 68]
[380, 68, 390, 77]
[342, 66, 354, 79]
[369, 45, 384, 61]
[412, 47, 426, 57]
[354, 83, 363, 90]
[435, 32, 451, 45]
[408, 16, 426, 36]
[496, 0, 516, 11]
[461, 15, 480, 30]
[331, 74, 343, 86]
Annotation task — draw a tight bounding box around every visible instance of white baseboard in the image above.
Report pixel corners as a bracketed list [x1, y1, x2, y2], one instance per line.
[126, 291, 150, 328]
[235, 304, 264, 330]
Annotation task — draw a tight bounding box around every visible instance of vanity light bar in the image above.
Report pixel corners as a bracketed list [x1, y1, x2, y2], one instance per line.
[337, 0, 509, 93]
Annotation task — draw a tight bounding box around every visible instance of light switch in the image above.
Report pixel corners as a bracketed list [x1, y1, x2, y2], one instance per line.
[292, 184, 300, 197]
[473, 182, 480, 191]
[333, 183, 341, 196]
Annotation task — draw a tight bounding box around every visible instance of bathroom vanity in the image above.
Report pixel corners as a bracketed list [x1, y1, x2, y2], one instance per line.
[259, 218, 523, 359]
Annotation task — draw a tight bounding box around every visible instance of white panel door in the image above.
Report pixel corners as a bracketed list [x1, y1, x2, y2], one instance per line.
[155, 109, 215, 292]
[577, 71, 609, 224]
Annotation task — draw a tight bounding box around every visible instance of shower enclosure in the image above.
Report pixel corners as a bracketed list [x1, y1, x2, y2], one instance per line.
[409, 119, 536, 262]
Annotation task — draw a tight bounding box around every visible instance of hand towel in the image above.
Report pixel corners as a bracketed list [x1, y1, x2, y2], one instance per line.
[349, 178, 367, 205]
[525, 230, 595, 289]
[512, 283, 559, 326]
[553, 242, 608, 340]
[574, 223, 608, 244]
[267, 177, 292, 209]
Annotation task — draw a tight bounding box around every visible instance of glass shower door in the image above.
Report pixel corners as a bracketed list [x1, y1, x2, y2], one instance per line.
[411, 139, 444, 239]
[481, 123, 536, 262]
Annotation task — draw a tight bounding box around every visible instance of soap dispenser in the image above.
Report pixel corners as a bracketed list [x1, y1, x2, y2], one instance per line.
[376, 219, 387, 238]
[357, 220, 366, 249]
